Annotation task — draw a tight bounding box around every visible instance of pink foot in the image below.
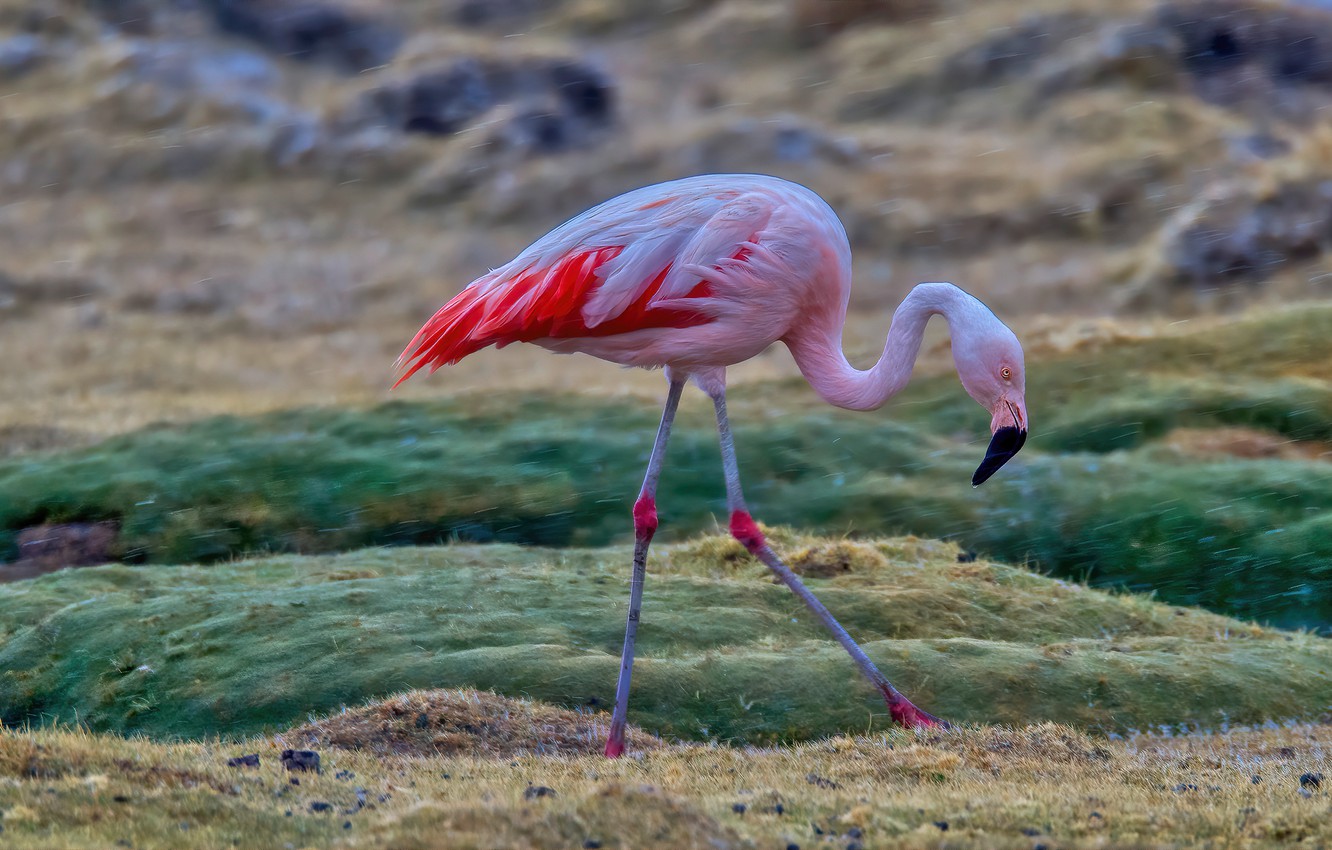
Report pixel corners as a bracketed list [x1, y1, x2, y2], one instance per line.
[883, 688, 951, 730]
[603, 736, 625, 758]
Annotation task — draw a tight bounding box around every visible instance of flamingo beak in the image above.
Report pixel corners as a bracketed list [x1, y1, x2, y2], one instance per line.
[973, 397, 1027, 487]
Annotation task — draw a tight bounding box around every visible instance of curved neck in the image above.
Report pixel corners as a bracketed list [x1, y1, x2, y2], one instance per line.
[786, 282, 965, 411]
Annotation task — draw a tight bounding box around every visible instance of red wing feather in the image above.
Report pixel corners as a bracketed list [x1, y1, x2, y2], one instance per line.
[394, 246, 713, 386]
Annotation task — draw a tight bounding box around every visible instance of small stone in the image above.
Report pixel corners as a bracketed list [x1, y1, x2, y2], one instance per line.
[846, 827, 863, 839]
[112, 795, 130, 803]
[786, 844, 800, 850]
[732, 803, 747, 814]
[335, 769, 354, 780]
[805, 773, 839, 789]
[310, 802, 333, 813]
[415, 713, 429, 729]
[582, 841, 602, 850]
[281, 750, 321, 774]
[934, 821, 949, 831]
[1252, 775, 1262, 784]
[524, 785, 556, 800]
[227, 754, 260, 768]
[1300, 773, 1323, 790]
[343, 821, 352, 830]
[1022, 827, 1041, 836]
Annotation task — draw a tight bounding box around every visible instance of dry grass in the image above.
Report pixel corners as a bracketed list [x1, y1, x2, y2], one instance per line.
[1, 689, 1329, 849]
[284, 688, 664, 758]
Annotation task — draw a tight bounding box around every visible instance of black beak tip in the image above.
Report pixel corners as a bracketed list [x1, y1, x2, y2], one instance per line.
[972, 427, 1028, 487]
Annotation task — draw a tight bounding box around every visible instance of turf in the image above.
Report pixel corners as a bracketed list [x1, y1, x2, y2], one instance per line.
[1, 534, 1329, 743]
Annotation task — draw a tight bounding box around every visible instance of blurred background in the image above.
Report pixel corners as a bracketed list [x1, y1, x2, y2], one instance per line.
[3, 0, 1332, 630]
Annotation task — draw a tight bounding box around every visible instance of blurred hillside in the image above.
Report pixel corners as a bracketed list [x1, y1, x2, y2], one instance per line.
[6, 0, 1332, 447]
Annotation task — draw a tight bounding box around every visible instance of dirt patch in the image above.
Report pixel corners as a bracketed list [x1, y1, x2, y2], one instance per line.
[787, 541, 889, 578]
[1162, 427, 1332, 462]
[1, 522, 118, 582]
[283, 688, 664, 758]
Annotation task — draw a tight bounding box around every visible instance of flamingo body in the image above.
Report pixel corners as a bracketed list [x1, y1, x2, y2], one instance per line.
[397, 175, 850, 379]
[397, 173, 1030, 756]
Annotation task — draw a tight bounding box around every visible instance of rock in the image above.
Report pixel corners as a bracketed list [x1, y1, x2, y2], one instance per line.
[523, 785, 556, 800]
[348, 56, 614, 155]
[0, 34, 47, 79]
[227, 754, 260, 768]
[1300, 772, 1324, 789]
[451, 0, 550, 29]
[1158, 1, 1332, 122]
[805, 773, 839, 789]
[207, 0, 402, 73]
[791, 0, 938, 44]
[281, 749, 321, 774]
[309, 801, 332, 813]
[0, 272, 101, 317]
[1165, 181, 1332, 287]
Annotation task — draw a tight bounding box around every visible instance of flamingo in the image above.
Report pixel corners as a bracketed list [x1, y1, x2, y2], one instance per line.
[396, 173, 1028, 757]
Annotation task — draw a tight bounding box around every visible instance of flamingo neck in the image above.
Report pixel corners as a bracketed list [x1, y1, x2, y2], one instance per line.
[786, 282, 968, 412]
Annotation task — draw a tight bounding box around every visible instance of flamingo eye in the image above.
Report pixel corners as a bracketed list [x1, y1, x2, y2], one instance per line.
[1001, 367, 1012, 381]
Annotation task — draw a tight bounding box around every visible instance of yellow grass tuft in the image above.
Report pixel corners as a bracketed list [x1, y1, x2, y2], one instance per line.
[283, 688, 664, 758]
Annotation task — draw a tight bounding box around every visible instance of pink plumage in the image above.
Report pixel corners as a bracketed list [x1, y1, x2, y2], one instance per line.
[394, 245, 717, 385]
[395, 173, 1030, 757]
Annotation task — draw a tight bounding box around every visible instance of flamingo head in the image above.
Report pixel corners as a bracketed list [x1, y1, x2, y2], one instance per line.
[952, 319, 1028, 486]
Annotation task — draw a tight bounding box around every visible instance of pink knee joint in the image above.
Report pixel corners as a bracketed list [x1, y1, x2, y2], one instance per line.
[729, 510, 766, 553]
[633, 496, 658, 542]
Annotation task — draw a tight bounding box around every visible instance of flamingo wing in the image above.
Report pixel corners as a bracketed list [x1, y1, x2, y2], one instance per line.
[395, 184, 774, 385]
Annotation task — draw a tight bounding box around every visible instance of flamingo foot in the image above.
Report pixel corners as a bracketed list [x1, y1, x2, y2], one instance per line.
[604, 721, 627, 758]
[883, 687, 950, 730]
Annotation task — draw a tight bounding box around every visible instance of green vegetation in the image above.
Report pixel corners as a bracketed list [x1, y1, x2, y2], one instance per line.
[2, 534, 1328, 742]
[3, 306, 1332, 629]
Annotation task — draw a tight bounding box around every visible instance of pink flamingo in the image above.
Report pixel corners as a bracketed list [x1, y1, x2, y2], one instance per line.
[396, 173, 1028, 757]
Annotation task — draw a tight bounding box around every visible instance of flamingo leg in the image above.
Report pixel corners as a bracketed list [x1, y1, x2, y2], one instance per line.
[604, 376, 686, 758]
[708, 387, 949, 731]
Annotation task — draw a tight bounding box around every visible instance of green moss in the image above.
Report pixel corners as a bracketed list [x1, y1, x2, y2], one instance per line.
[3, 307, 1332, 628]
[0, 538, 1327, 742]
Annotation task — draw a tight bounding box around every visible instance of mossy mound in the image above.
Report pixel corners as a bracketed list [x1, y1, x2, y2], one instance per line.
[1, 536, 1329, 743]
[4, 302, 1332, 629]
[284, 688, 663, 758]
